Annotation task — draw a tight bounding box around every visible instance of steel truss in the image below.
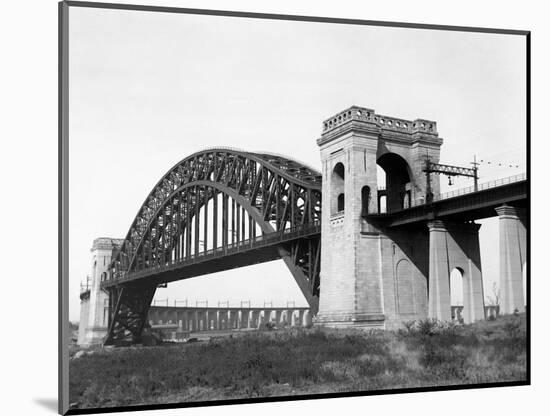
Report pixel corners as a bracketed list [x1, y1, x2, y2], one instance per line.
[103, 149, 322, 345]
[424, 162, 477, 178]
[104, 284, 157, 345]
[424, 160, 479, 203]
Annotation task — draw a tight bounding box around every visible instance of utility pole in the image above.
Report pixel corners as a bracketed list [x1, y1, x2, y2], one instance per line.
[471, 155, 479, 192]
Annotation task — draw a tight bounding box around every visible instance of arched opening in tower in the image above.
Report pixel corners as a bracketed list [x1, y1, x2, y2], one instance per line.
[331, 162, 345, 214]
[361, 186, 371, 215]
[337, 193, 345, 212]
[377, 153, 412, 212]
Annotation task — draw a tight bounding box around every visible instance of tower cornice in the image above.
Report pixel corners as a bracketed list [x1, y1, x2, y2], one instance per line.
[317, 106, 442, 148]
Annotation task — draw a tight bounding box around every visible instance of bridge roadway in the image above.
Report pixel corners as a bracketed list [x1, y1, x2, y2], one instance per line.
[101, 222, 320, 289]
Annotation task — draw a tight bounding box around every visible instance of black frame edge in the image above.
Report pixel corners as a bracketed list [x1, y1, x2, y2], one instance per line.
[65, 0, 529, 36]
[525, 30, 531, 385]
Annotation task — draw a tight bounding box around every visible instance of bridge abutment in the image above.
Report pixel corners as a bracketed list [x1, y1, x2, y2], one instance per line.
[78, 238, 123, 346]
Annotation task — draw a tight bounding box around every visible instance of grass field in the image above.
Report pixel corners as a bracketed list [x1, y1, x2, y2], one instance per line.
[68, 313, 527, 410]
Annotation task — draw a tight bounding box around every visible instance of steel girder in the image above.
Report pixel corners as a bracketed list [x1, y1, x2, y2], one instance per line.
[104, 284, 157, 345]
[103, 149, 322, 345]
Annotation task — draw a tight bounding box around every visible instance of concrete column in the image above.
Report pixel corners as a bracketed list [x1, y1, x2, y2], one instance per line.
[518, 210, 527, 269]
[196, 311, 200, 331]
[290, 310, 297, 327]
[461, 223, 485, 324]
[241, 310, 248, 329]
[77, 297, 90, 345]
[496, 205, 526, 314]
[258, 310, 265, 329]
[303, 310, 312, 327]
[428, 220, 451, 321]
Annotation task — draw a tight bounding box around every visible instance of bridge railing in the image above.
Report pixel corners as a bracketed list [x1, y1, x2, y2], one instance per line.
[433, 172, 526, 203]
[110, 221, 321, 282]
[404, 172, 526, 210]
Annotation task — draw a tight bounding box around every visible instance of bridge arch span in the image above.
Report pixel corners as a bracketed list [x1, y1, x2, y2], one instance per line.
[104, 148, 322, 344]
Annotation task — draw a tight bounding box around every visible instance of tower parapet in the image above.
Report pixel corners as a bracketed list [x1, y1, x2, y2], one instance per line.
[91, 237, 124, 252]
[318, 106, 440, 146]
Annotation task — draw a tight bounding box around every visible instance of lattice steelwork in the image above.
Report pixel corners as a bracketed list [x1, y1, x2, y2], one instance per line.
[103, 149, 322, 345]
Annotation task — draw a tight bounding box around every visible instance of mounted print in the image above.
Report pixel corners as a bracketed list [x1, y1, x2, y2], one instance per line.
[59, 1, 530, 414]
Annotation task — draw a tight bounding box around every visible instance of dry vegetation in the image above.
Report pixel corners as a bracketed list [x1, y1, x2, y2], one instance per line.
[69, 313, 527, 410]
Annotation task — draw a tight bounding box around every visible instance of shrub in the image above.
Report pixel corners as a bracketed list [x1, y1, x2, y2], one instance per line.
[264, 321, 277, 331]
[417, 318, 439, 336]
[403, 320, 417, 334]
[503, 319, 521, 338]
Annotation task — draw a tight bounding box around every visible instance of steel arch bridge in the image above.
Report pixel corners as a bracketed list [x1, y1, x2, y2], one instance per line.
[102, 148, 322, 345]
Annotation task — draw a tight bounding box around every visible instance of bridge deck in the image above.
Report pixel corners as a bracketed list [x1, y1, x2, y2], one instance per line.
[98, 179, 526, 290]
[366, 179, 527, 227]
[102, 222, 320, 288]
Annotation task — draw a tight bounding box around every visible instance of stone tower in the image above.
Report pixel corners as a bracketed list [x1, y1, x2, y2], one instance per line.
[78, 237, 123, 346]
[315, 106, 445, 328]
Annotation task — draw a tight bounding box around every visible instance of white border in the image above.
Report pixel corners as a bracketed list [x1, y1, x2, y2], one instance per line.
[2, 1, 546, 415]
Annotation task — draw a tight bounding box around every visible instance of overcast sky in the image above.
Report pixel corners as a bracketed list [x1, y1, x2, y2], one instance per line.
[68, 7, 526, 321]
